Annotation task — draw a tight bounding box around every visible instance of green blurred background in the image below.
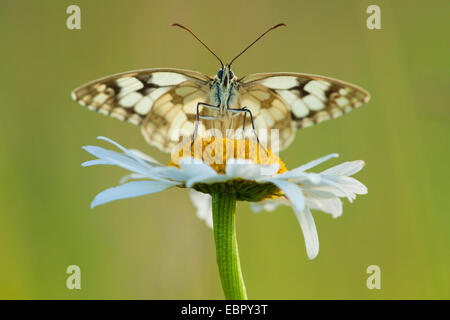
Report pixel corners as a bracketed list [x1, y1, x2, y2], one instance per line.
[0, 0, 449, 299]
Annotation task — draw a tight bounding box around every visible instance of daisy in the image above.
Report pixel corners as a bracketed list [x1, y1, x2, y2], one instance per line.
[82, 136, 367, 299]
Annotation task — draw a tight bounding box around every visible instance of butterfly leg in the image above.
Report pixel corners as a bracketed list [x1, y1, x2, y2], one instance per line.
[228, 107, 268, 155]
[241, 111, 248, 139]
[192, 102, 220, 147]
[230, 108, 247, 138]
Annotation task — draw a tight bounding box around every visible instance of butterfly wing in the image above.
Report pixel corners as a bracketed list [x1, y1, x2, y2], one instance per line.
[71, 68, 214, 152]
[73, 70, 370, 152]
[238, 72, 370, 150]
[231, 83, 296, 151]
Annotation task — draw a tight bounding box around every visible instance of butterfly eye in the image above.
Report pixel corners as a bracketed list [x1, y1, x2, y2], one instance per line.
[229, 70, 234, 79]
[217, 70, 223, 79]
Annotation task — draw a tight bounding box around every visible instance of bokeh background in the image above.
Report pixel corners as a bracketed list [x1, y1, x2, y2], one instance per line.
[0, 0, 449, 299]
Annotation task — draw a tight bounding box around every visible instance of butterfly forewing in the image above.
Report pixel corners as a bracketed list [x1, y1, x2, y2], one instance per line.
[240, 72, 370, 149]
[71, 68, 215, 152]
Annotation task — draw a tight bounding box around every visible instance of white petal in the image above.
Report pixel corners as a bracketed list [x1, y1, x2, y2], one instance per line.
[128, 149, 162, 166]
[82, 146, 154, 176]
[112, 157, 217, 184]
[119, 173, 146, 184]
[250, 199, 286, 213]
[151, 166, 190, 181]
[306, 197, 343, 218]
[82, 159, 113, 167]
[321, 160, 365, 176]
[308, 176, 354, 201]
[267, 179, 305, 212]
[293, 153, 339, 171]
[225, 159, 259, 178]
[250, 202, 264, 213]
[179, 158, 225, 187]
[189, 190, 213, 228]
[91, 180, 178, 208]
[259, 164, 281, 177]
[289, 172, 323, 185]
[323, 175, 368, 196]
[186, 174, 229, 186]
[96, 136, 153, 167]
[278, 153, 339, 179]
[225, 160, 261, 179]
[302, 187, 341, 199]
[225, 159, 280, 179]
[96, 136, 129, 152]
[294, 207, 319, 260]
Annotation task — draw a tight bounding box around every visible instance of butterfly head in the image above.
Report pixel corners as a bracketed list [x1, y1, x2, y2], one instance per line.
[216, 65, 236, 87]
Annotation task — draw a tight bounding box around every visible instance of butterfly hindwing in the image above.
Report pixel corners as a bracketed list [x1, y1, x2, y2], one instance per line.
[140, 80, 214, 152]
[234, 84, 296, 150]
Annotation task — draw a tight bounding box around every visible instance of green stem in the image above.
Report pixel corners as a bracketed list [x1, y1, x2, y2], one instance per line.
[212, 193, 248, 300]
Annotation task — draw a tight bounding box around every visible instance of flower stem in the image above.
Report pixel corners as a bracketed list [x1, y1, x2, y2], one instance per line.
[211, 193, 247, 300]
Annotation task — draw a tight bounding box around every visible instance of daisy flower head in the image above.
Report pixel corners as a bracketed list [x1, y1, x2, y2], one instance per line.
[81, 135, 367, 299]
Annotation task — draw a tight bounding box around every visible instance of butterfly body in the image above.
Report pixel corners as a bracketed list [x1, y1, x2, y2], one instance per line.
[202, 66, 240, 136]
[209, 66, 237, 114]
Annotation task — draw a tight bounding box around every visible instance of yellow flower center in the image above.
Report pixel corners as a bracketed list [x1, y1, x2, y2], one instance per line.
[168, 138, 286, 202]
[168, 137, 287, 174]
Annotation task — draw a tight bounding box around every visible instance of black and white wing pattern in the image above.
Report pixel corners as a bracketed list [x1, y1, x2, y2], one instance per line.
[238, 73, 371, 150]
[73, 69, 370, 153]
[71, 68, 214, 152]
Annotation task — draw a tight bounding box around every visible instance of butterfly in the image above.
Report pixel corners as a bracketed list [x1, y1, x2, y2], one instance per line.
[72, 23, 370, 153]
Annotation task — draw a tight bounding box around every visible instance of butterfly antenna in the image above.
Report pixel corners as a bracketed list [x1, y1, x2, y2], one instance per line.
[172, 23, 224, 69]
[229, 23, 286, 67]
